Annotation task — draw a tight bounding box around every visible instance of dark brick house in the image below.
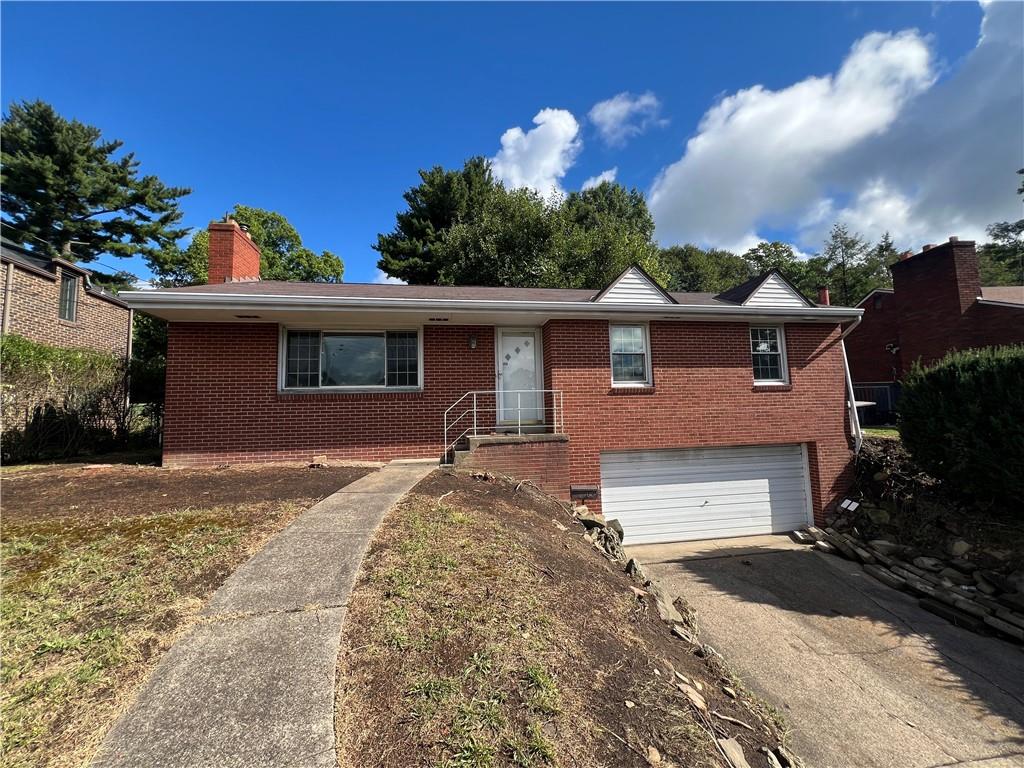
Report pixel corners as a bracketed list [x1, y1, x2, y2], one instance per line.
[845, 237, 1024, 421]
[122, 219, 866, 544]
[0, 238, 132, 357]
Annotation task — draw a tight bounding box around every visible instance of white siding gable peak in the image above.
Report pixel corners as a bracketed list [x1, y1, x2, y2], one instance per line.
[743, 272, 813, 308]
[595, 266, 674, 305]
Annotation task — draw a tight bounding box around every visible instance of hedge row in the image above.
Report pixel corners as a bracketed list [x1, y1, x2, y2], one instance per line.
[899, 345, 1024, 514]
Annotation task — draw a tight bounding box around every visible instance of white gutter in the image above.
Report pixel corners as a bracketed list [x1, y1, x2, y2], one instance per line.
[118, 290, 863, 321]
[837, 314, 864, 453]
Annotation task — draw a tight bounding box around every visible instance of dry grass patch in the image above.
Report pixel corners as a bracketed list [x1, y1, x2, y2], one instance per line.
[337, 471, 792, 768]
[1, 460, 371, 768]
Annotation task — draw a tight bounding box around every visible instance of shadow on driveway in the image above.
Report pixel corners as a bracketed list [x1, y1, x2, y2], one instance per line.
[631, 539, 1024, 768]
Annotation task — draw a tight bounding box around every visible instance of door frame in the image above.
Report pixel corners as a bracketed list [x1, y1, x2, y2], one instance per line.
[494, 327, 545, 425]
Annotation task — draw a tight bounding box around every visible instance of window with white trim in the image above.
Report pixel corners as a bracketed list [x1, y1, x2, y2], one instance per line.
[283, 329, 421, 390]
[610, 324, 651, 385]
[749, 326, 788, 384]
[59, 273, 78, 321]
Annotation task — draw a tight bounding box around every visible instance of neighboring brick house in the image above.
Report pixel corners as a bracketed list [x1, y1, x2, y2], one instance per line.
[0, 238, 132, 356]
[122, 219, 865, 544]
[845, 238, 1024, 422]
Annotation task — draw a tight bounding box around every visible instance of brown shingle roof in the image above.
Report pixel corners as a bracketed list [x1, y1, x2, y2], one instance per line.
[980, 286, 1024, 305]
[157, 280, 726, 305]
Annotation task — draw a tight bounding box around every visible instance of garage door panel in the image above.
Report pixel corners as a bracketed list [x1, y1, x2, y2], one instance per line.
[600, 444, 810, 544]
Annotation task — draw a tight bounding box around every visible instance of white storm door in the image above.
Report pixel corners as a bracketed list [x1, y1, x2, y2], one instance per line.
[496, 329, 543, 424]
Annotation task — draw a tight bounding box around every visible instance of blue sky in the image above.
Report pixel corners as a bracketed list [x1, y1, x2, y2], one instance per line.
[2, 2, 1020, 284]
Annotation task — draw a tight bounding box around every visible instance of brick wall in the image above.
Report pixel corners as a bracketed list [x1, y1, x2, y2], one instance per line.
[208, 221, 261, 283]
[542, 319, 853, 522]
[163, 323, 496, 465]
[162, 318, 854, 523]
[847, 240, 1024, 381]
[1, 262, 131, 356]
[845, 291, 901, 383]
[459, 437, 570, 499]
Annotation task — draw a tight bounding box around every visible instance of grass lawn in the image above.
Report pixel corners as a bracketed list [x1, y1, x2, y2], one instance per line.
[337, 470, 790, 768]
[1, 458, 371, 768]
[863, 426, 900, 439]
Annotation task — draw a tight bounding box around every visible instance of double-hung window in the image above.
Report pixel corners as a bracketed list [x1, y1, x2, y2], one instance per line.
[610, 324, 652, 386]
[750, 326, 788, 384]
[59, 273, 78, 322]
[283, 329, 421, 390]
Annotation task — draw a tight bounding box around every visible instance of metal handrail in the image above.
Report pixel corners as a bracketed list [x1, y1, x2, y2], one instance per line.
[442, 389, 564, 462]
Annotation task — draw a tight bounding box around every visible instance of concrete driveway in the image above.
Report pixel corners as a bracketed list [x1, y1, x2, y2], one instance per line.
[629, 536, 1024, 768]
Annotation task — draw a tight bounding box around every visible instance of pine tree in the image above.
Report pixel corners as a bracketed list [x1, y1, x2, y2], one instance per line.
[1, 100, 190, 262]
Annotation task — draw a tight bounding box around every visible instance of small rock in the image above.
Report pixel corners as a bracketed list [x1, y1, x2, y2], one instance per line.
[868, 539, 904, 556]
[947, 539, 971, 558]
[805, 526, 827, 542]
[674, 671, 690, 684]
[607, 518, 625, 541]
[656, 595, 684, 624]
[678, 683, 707, 712]
[309, 455, 329, 468]
[578, 514, 606, 531]
[947, 558, 977, 574]
[653, 668, 661, 676]
[814, 540, 837, 555]
[646, 745, 662, 765]
[624, 700, 636, 709]
[864, 506, 891, 526]
[552, 520, 568, 532]
[722, 685, 737, 699]
[717, 737, 752, 768]
[913, 556, 944, 572]
[625, 558, 648, 583]
[938, 568, 974, 586]
[693, 680, 704, 692]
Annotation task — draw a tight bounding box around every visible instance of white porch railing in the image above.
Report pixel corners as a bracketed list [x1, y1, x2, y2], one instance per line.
[442, 389, 564, 463]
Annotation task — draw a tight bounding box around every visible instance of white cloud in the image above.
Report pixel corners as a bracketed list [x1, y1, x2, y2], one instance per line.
[581, 167, 618, 191]
[650, 30, 935, 250]
[372, 269, 406, 285]
[490, 108, 582, 196]
[649, 3, 1024, 255]
[589, 91, 666, 146]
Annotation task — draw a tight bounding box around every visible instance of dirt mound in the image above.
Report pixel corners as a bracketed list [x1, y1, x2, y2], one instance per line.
[336, 470, 793, 768]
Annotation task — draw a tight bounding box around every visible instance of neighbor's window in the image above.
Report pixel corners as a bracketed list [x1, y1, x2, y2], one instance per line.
[610, 324, 651, 385]
[59, 273, 78, 321]
[284, 329, 420, 389]
[750, 327, 787, 384]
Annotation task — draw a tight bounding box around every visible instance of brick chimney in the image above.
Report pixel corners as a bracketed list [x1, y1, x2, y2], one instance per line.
[207, 219, 261, 283]
[817, 286, 830, 306]
[889, 236, 980, 368]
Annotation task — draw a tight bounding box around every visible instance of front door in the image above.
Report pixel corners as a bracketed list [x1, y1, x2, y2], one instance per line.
[496, 328, 543, 425]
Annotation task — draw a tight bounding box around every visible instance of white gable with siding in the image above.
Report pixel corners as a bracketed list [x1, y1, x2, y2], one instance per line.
[596, 267, 672, 305]
[744, 273, 811, 308]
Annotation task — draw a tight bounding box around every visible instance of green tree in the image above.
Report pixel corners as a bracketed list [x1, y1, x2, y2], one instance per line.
[375, 157, 496, 284]
[435, 187, 551, 286]
[661, 244, 752, 293]
[1, 100, 189, 261]
[149, 205, 344, 285]
[547, 181, 666, 289]
[977, 169, 1023, 286]
[820, 223, 871, 306]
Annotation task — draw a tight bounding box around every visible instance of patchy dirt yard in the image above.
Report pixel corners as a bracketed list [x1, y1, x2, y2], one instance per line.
[336, 470, 793, 768]
[1, 460, 373, 768]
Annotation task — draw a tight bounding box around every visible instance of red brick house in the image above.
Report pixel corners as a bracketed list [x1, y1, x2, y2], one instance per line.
[0, 238, 132, 356]
[122, 220, 865, 544]
[845, 238, 1024, 421]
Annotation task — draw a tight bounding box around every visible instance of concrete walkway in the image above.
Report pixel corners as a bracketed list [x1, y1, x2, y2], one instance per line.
[630, 536, 1024, 768]
[93, 460, 434, 768]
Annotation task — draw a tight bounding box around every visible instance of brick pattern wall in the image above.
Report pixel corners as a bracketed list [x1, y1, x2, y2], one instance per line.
[541, 319, 853, 522]
[208, 221, 260, 283]
[1, 262, 131, 356]
[459, 439, 570, 499]
[844, 292, 901, 383]
[163, 323, 495, 465]
[163, 319, 854, 523]
[847, 241, 1024, 381]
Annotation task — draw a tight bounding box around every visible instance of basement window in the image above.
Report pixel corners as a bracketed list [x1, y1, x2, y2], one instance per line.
[282, 328, 421, 390]
[59, 273, 78, 322]
[750, 326, 789, 385]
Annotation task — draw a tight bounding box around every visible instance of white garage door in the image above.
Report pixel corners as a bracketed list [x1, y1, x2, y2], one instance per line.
[600, 444, 811, 544]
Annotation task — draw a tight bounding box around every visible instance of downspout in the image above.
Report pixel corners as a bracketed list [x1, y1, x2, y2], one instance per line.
[2, 263, 13, 333]
[838, 315, 864, 453]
